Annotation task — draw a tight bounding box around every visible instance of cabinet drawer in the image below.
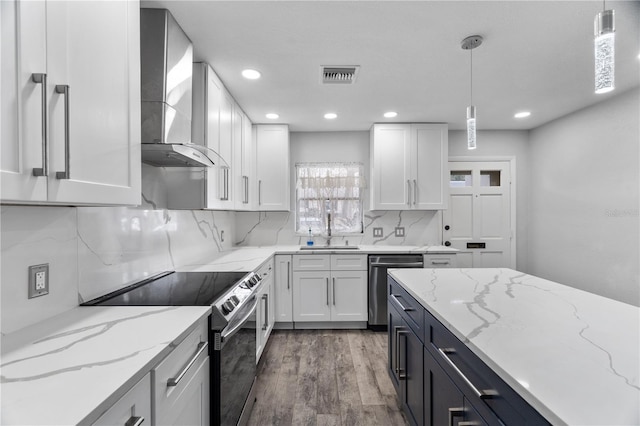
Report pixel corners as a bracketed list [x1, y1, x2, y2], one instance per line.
[426, 310, 548, 425]
[93, 373, 151, 426]
[388, 277, 425, 343]
[424, 253, 457, 268]
[292, 254, 331, 271]
[330, 254, 367, 271]
[152, 319, 209, 420]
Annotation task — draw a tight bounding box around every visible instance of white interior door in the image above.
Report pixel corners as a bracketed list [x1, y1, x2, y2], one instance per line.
[444, 161, 513, 268]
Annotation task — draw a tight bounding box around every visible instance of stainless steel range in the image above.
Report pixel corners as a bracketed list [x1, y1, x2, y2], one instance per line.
[83, 270, 263, 426]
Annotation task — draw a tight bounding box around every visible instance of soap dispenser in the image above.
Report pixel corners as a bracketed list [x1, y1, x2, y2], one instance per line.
[306, 228, 314, 246]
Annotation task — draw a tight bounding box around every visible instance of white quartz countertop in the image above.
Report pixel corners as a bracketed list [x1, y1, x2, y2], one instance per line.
[177, 245, 456, 272]
[0, 306, 211, 425]
[388, 268, 640, 426]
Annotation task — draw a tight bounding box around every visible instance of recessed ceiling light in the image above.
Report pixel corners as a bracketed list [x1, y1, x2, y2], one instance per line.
[265, 113, 279, 119]
[324, 113, 337, 119]
[514, 111, 531, 119]
[384, 111, 398, 118]
[241, 69, 261, 80]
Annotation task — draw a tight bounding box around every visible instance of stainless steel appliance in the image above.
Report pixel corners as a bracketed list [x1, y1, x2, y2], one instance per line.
[140, 8, 215, 168]
[368, 254, 424, 329]
[83, 270, 263, 426]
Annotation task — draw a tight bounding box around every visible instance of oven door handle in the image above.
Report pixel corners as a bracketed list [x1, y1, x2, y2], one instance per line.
[221, 295, 258, 342]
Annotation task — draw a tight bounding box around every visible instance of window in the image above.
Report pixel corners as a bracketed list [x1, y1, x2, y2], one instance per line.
[295, 162, 365, 235]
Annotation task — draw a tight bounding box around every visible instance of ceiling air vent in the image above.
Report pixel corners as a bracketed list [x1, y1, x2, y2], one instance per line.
[321, 66, 360, 84]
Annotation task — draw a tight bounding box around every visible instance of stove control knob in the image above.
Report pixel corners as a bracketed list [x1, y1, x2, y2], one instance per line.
[230, 295, 240, 306]
[222, 300, 235, 315]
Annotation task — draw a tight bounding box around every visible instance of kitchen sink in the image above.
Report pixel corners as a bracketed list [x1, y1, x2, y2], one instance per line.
[299, 245, 359, 250]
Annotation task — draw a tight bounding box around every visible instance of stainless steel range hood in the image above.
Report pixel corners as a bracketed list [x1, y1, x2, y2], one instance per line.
[140, 8, 214, 168]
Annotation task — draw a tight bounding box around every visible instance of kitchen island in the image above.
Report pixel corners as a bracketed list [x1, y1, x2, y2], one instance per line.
[388, 268, 640, 425]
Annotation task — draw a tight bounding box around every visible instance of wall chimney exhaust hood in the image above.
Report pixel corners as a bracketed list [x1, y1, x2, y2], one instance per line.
[140, 8, 215, 168]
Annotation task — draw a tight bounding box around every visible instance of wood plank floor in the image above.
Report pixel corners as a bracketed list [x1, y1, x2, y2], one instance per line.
[248, 329, 409, 426]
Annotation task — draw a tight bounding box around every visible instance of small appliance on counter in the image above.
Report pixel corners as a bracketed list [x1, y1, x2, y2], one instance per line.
[83, 270, 263, 426]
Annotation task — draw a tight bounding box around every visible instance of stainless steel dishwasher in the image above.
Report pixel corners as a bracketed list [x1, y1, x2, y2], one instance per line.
[368, 254, 424, 329]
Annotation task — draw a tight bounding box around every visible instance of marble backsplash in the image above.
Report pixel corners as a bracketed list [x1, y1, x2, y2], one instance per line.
[235, 209, 442, 247]
[1, 166, 233, 334]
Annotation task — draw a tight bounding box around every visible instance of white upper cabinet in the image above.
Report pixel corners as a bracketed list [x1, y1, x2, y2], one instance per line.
[370, 123, 448, 210]
[233, 107, 255, 210]
[254, 124, 290, 211]
[1, 0, 141, 206]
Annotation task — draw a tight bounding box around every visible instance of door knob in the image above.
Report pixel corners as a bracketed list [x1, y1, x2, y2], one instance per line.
[444, 241, 451, 247]
[444, 225, 450, 230]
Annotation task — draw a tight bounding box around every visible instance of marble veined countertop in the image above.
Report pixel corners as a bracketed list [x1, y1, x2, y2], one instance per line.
[178, 245, 456, 272]
[388, 268, 640, 426]
[1, 306, 211, 425]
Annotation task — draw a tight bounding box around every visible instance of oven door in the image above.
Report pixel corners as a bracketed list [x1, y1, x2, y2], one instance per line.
[213, 295, 258, 426]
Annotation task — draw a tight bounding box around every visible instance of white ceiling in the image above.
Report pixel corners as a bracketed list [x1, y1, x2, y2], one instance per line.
[143, 0, 640, 132]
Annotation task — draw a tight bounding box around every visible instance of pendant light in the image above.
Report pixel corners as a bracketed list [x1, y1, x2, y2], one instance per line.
[461, 35, 483, 150]
[594, 2, 615, 94]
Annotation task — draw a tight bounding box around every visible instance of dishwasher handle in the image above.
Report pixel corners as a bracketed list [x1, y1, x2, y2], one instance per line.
[370, 262, 424, 268]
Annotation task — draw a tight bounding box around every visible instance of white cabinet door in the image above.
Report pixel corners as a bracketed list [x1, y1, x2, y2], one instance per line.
[292, 271, 331, 321]
[257, 273, 273, 360]
[233, 108, 254, 210]
[2, 0, 141, 206]
[370, 124, 412, 210]
[274, 255, 293, 322]
[1, 0, 48, 202]
[370, 123, 447, 211]
[331, 270, 367, 321]
[412, 124, 448, 210]
[217, 89, 234, 208]
[203, 63, 224, 209]
[92, 373, 151, 426]
[255, 124, 290, 211]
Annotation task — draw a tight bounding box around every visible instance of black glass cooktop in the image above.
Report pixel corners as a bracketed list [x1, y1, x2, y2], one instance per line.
[83, 271, 250, 307]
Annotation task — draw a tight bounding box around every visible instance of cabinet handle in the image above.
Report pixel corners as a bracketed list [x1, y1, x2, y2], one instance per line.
[406, 180, 411, 205]
[458, 422, 483, 426]
[167, 341, 208, 387]
[262, 294, 269, 330]
[55, 85, 70, 179]
[31, 73, 48, 177]
[332, 277, 336, 305]
[448, 407, 465, 426]
[287, 261, 290, 290]
[397, 329, 409, 380]
[437, 347, 497, 399]
[326, 278, 329, 305]
[413, 179, 417, 206]
[391, 294, 415, 312]
[243, 175, 248, 204]
[431, 260, 450, 265]
[258, 180, 262, 205]
[125, 416, 145, 426]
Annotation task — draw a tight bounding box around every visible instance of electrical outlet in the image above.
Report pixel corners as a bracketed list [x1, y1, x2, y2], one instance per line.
[373, 227, 383, 238]
[395, 227, 405, 237]
[28, 264, 49, 298]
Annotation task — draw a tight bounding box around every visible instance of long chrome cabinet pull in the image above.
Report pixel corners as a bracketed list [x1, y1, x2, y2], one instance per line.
[125, 416, 145, 426]
[391, 294, 415, 312]
[31, 73, 48, 177]
[55, 85, 70, 179]
[326, 277, 329, 305]
[167, 341, 208, 387]
[437, 347, 497, 399]
[397, 330, 409, 379]
[406, 180, 411, 205]
[332, 277, 336, 305]
[413, 179, 417, 205]
[258, 180, 262, 205]
[448, 407, 465, 426]
[286, 261, 290, 290]
[262, 294, 269, 330]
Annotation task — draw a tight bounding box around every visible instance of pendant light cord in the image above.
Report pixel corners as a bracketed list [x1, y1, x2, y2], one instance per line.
[470, 48, 473, 105]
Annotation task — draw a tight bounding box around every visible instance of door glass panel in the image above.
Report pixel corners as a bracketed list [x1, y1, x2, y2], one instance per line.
[450, 171, 472, 187]
[480, 170, 501, 186]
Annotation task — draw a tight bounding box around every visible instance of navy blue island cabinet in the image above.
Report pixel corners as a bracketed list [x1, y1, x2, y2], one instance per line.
[387, 276, 549, 426]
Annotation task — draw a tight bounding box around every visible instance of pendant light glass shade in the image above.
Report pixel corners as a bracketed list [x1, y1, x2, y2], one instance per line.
[594, 9, 615, 94]
[467, 106, 476, 150]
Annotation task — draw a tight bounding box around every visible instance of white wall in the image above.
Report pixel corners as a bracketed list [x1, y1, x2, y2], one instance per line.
[528, 88, 639, 306]
[235, 131, 442, 246]
[448, 130, 530, 271]
[1, 165, 234, 334]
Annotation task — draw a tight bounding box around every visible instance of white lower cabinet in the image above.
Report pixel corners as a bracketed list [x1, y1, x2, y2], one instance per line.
[424, 253, 457, 268]
[152, 319, 209, 425]
[93, 373, 151, 426]
[292, 254, 367, 324]
[256, 259, 275, 361]
[274, 255, 293, 324]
